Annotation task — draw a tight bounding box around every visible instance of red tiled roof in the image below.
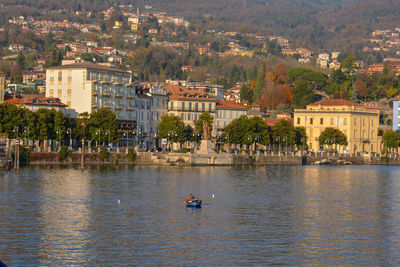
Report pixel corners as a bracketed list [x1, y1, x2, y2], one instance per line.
[307, 99, 363, 107]
[164, 84, 217, 101]
[216, 100, 247, 110]
[6, 97, 67, 107]
[265, 118, 293, 127]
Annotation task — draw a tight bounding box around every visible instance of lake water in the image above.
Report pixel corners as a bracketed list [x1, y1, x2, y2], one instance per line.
[1, 165, 400, 266]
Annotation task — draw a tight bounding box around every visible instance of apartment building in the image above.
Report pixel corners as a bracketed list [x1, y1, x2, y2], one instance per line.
[165, 85, 217, 128]
[45, 63, 133, 121]
[165, 85, 248, 135]
[393, 98, 400, 131]
[215, 100, 248, 135]
[294, 99, 381, 154]
[149, 86, 168, 135]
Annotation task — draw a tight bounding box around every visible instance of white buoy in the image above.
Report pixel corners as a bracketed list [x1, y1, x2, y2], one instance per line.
[212, 194, 215, 198]
[117, 199, 121, 204]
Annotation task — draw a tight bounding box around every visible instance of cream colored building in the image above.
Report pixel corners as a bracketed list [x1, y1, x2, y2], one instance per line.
[294, 99, 382, 154]
[165, 85, 248, 135]
[165, 85, 217, 129]
[45, 63, 133, 120]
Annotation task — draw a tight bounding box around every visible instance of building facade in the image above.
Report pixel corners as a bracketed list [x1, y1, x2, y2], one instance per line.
[294, 99, 381, 154]
[393, 99, 400, 131]
[165, 85, 217, 128]
[5, 97, 68, 114]
[215, 100, 248, 135]
[45, 63, 133, 120]
[149, 87, 168, 137]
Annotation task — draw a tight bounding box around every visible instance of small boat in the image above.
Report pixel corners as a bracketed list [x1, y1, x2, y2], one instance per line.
[185, 199, 202, 208]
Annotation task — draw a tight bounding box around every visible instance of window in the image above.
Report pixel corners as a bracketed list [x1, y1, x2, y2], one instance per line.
[188, 113, 191, 120]
[344, 118, 347, 126]
[354, 118, 357, 126]
[297, 118, 300, 124]
[209, 103, 212, 112]
[330, 118, 334, 125]
[310, 118, 313, 125]
[182, 102, 185, 111]
[363, 119, 365, 126]
[320, 118, 323, 125]
[181, 113, 184, 120]
[68, 76, 72, 82]
[371, 119, 374, 127]
[58, 71, 62, 82]
[189, 102, 192, 111]
[67, 89, 71, 96]
[58, 89, 62, 95]
[202, 103, 205, 111]
[50, 77, 54, 82]
[67, 101, 71, 106]
[195, 103, 198, 112]
[170, 101, 174, 110]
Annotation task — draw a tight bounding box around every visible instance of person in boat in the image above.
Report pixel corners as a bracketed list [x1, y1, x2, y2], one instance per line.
[185, 193, 196, 203]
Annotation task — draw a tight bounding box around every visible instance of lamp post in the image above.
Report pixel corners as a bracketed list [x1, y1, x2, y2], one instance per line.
[66, 128, 72, 149]
[24, 126, 30, 148]
[276, 136, 280, 153]
[96, 128, 101, 147]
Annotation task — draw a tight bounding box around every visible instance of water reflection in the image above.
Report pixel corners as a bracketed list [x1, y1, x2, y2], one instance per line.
[1, 166, 400, 265]
[38, 169, 91, 265]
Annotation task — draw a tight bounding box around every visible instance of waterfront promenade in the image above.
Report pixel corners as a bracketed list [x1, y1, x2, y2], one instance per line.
[3, 148, 400, 168]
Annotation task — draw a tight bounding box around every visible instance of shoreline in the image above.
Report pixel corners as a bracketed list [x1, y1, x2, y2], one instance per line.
[3, 151, 400, 168]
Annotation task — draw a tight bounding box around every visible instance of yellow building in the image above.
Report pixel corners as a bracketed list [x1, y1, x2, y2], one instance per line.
[294, 99, 382, 154]
[0, 72, 5, 103]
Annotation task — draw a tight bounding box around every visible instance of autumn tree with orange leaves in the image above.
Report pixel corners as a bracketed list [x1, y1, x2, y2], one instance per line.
[257, 64, 292, 110]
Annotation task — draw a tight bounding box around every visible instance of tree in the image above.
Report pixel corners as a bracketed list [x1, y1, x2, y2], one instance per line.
[292, 79, 315, 108]
[16, 52, 25, 70]
[295, 126, 307, 149]
[272, 119, 296, 146]
[195, 112, 214, 139]
[158, 114, 185, 142]
[253, 65, 265, 101]
[273, 63, 287, 84]
[76, 112, 91, 141]
[35, 108, 56, 142]
[341, 51, 357, 79]
[258, 72, 291, 110]
[89, 108, 119, 144]
[223, 115, 271, 147]
[318, 127, 348, 149]
[54, 110, 66, 146]
[183, 125, 195, 142]
[382, 130, 399, 152]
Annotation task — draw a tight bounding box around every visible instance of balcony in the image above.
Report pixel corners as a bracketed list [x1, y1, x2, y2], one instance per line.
[101, 81, 111, 85]
[92, 92, 98, 96]
[115, 107, 122, 111]
[101, 92, 111, 97]
[115, 95, 123, 98]
[126, 107, 135, 111]
[126, 95, 134, 99]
